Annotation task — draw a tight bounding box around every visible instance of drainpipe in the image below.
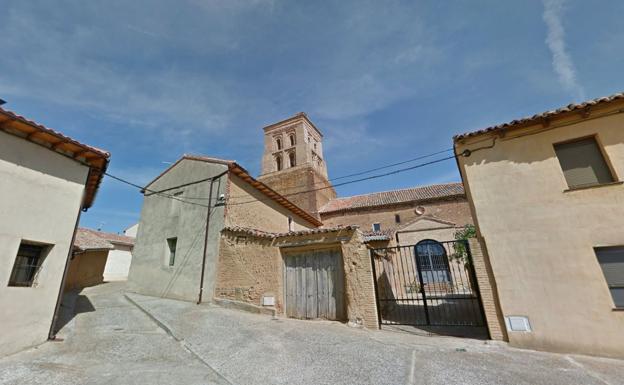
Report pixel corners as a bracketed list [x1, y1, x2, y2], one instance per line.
[48, 167, 92, 340]
[197, 170, 227, 304]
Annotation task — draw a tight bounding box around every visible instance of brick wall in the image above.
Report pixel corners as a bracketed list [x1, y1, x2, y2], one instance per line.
[321, 198, 473, 233]
[468, 237, 507, 341]
[258, 166, 336, 218]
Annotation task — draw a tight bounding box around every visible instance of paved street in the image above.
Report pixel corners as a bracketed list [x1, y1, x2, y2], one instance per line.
[1, 282, 623, 385]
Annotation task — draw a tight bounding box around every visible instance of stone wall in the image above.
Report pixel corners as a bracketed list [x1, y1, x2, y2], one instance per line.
[321, 198, 472, 233]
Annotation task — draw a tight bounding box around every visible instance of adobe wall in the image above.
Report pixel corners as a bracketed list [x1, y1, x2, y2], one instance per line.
[214, 228, 379, 329]
[226, 173, 318, 232]
[65, 250, 109, 290]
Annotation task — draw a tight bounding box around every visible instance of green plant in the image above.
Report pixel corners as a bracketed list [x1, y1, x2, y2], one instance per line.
[451, 224, 476, 264]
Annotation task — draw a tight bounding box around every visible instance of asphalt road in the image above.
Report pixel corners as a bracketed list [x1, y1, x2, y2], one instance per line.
[1, 282, 623, 385]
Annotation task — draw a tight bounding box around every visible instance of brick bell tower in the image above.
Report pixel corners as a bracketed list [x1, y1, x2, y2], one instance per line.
[258, 112, 336, 219]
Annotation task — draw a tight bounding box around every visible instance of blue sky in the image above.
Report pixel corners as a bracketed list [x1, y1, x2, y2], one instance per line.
[2, 0, 623, 233]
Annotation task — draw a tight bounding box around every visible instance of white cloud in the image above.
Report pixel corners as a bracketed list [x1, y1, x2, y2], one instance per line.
[542, 0, 585, 100]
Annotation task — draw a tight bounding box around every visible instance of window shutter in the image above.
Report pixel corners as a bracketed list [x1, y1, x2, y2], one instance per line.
[595, 247, 624, 308]
[554, 138, 614, 188]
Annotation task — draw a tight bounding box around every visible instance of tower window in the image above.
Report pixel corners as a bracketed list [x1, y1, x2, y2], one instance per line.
[276, 155, 283, 171]
[289, 152, 296, 167]
[276, 137, 282, 150]
[289, 134, 296, 146]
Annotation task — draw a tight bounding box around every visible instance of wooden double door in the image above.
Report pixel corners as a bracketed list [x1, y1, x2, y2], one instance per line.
[284, 248, 346, 321]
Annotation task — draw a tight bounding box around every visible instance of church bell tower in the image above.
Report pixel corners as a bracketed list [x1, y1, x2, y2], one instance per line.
[258, 112, 336, 219]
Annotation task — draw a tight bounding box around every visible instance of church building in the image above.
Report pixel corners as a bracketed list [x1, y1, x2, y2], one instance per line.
[257, 112, 473, 246]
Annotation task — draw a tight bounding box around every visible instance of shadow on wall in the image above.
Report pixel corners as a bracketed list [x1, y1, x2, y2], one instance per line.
[53, 291, 96, 334]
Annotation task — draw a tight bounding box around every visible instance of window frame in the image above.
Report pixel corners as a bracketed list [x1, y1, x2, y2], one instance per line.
[594, 246, 624, 310]
[372, 223, 381, 232]
[8, 242, 50, 287]
[553, 134, 619, 191]
[167, 237, 178, 267]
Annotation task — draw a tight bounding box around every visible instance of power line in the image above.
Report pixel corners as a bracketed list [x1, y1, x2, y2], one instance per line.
[104, 172, 212, 208]
[103, 151, 458, 210]
[171, 146, 454, 201]
[225, 154, 458, 207]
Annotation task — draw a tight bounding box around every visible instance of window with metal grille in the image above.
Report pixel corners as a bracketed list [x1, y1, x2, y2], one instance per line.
[553, 137, 614, 189]
[167, 237, 177, 266]
[8, 243, 48, 287]
[594, 246, 624, 308]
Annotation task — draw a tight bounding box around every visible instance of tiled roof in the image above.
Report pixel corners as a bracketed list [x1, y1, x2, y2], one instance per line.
[362, 229, 393, 242]
[453, 92, 624, 141]
[144, 154, 323, 227]
[74, 228, 135, 251]
[319, 182, 465, 214]
[221, 225, 359, 239]
[0, 108, 110, 209]
[74, 228, 114, 251]
[274, 225, 358, 238]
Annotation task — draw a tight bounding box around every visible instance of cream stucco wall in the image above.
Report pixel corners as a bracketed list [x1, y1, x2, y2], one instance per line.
[456, 102, 624, 358]
[0, 130, 88, 357]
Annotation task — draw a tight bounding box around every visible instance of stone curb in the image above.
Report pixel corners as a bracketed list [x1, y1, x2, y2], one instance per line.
[123, 293, 235, 385]
[212, 297, 276, 317]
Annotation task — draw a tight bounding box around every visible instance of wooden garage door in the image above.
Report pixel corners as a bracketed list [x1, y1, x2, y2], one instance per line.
[284, 248, 345, 321]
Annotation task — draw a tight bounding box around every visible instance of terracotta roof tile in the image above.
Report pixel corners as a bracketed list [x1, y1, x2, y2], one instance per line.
[74, 228, 114, 251]
[319, 182, 464, 214]
[221, 225, 358, 239]
[74, 228, 135, 251]
[453, 92, 624, 141]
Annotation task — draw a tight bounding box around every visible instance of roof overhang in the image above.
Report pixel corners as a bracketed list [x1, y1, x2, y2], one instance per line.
[453, 92, 624, 142]
[0, 108, 110, 209]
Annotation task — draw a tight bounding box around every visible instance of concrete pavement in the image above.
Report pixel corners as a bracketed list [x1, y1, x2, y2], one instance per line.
[126, 291, 624, 385]
[1, 282, 623, 385]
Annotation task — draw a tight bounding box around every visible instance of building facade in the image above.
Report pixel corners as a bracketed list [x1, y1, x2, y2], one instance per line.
[454, 93, 624, 358]
[127, 155, 321, 303]
[0, 108, 109, 357]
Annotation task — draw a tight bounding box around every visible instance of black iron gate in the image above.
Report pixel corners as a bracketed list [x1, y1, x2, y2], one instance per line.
[370, 239, 486, 328]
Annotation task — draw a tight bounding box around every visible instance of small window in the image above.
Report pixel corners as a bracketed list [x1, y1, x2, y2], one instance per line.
[372, 223, 381, 232]
[395, 214, 401, 224]
[288, 216, 294, 232]
[289, 134, 296, 146]
[288, 152, 296, 167]
[554, 137, 615, 189]
[275, 138, 282, 150]
[594, 246, 624, 308]
[276, 155, 282, 171]
[167, 237, 177, 266]
[8, 243, 48, 287]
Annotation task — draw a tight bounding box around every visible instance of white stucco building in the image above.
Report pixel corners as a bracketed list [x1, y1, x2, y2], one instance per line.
[0, 107, 109, 357]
